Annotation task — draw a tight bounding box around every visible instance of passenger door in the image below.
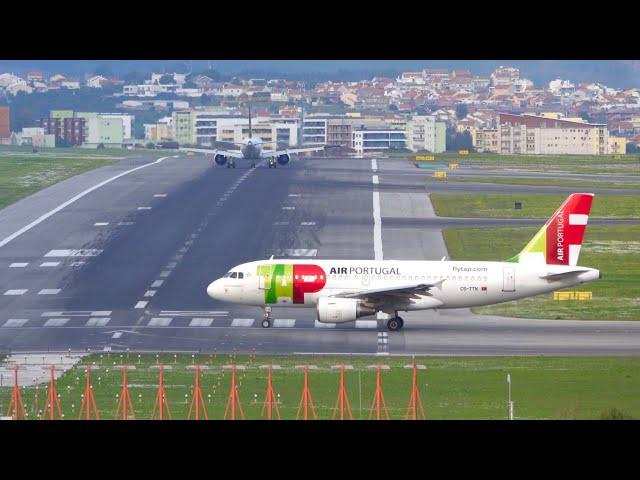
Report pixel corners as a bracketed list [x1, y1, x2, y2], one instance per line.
[502, 267, 515, 292]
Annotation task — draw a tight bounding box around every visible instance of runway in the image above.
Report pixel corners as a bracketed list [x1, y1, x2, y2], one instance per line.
[0, 153, 638, 355]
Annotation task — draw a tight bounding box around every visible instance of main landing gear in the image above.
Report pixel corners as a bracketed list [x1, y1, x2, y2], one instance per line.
[386, 316, 404, 331]
[262, 306, 272, 328]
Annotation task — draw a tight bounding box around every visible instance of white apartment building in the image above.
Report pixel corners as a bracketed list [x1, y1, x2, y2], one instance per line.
[497, 113, 609, 155]
[405, 115, 446, 153]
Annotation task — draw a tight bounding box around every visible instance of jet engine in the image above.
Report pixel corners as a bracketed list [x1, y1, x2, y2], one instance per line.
[214, 154, 227, 166]
[277, 153, 290, 165]
[316, 297, 376, 324]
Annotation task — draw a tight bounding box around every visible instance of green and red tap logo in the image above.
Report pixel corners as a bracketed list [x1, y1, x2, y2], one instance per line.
[257, 264, 326, 304]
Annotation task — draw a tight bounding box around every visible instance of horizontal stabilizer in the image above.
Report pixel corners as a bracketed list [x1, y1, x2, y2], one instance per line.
[540, 269, 590, 280]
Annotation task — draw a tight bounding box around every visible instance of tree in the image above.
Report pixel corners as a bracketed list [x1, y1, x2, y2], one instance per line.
[94, 64, 113, 78]
[159, 74, 174, 85]
[183, 81, 197, 89]
[456, 104, 468, 120]
[446, 127, 473, 152]
[123, 71, 144, 85]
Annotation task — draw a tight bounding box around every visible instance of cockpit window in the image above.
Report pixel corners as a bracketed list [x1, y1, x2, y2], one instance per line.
[230, 272, 237, 278]
[238, 272, 244, 279]
[223, 272, 232, 278]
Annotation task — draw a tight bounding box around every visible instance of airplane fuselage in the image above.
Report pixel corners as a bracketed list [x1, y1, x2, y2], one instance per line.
[207, 259, 600, 312]
[240, 137, 264, 160]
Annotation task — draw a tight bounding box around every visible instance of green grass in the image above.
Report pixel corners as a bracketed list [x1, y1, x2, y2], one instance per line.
[430, 193, 640, 219]
[0, 156, 118, 210]
[0, 145, 177, 158]
[443, 225, 640, 320]
[426, 175, 640, 190]
[1, 354, 639, 420]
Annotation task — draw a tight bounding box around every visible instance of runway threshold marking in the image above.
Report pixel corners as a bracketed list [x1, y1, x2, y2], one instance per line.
[231, 318, 254, 328]
[189, 318, 214, 327]
[4, 289, 28, 296]
[44, 249, 102, 257]
[43, 318, 69, 327]
[38, 289, 61, 295]
[86, 318, 111, 327]
[0, 156, 170, 248]
[40, 262, 60, 267]
[2, 319, 29, 327]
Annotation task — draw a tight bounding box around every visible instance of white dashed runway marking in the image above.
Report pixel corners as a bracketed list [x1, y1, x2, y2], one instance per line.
[159, 271, 171, 278]
[275, 249, 318, 257]
[38, 289, 61, 295]
[372, 175, 379, 185]
[118, 222, 134, 226]
[151, 280, 164, 288]
[148, 317, 172, 327]
[144, 290, 156, 297]
[134, 301, 148, 309]
[189, 318, 214, 327]
[314, 320, 336, 328]
[94, 222, 109, 226]
[154, 194, 167, 198]
[86, 317, 111, 327]
[355, 320, 378, 329]
[9, 263, 28, 268]
[2, 319, 28, 327]
[111, 332, 123, 339]
[288, 194, 301, 197]
[42, 310, 110, 317]
[44, 318, 69, 327]
[45, 249, 102, 257]
[40, 262, 60, 267]
[231, 318, 254, 328]
[273, 319, 296, 328]
[4, 289, 27, 296]
[273, 222, 289, 226]
[137, 206, 152, 211]
[282, 206, 295, 210]
[301, 222, 316, 226]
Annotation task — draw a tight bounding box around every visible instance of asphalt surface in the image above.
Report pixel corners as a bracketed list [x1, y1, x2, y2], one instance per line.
[0, 153, 638, 356]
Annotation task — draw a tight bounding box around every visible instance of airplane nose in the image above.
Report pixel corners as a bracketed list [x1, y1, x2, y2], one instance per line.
[207, 280, 222, 300]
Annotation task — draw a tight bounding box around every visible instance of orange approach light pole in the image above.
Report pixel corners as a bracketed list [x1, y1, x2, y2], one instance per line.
[152, 365, 172, 420]
[42, 365, 63, 420]
[188, 365, 208, 420]
[261, 365, 281, 420]
[224, 365, 244, 420]
[6, 365, 27, 420]
[368, 366, 390, 420]
[405, 363, 426, 420]
[296, 365, 317, 420]
[79, 366, 100, 420]
[332, 365, 353, 420]
[114, 366, 135, 420]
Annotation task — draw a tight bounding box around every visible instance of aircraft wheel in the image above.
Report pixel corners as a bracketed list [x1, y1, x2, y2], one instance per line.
[262, 319, 272, 328]
[386, 317, 403, 331]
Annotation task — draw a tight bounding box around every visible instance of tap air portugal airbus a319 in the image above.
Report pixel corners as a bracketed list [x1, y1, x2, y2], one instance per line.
[207, 193, 601, 330]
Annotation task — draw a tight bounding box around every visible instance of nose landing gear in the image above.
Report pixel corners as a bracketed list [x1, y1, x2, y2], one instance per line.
[262, 306, 272, 328]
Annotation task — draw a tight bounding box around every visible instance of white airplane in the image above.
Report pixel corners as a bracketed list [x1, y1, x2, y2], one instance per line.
[179, 105, 325, 168]
[207, 193, 601, 330]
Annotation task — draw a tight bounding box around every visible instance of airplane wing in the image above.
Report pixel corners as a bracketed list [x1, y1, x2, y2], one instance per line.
[179, 147, 244, 158]
[261, 145, 326, 158]
[332, 280, 444, 303]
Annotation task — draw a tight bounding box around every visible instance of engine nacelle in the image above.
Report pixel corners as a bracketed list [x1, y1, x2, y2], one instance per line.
[316, 297, 376, 324]
[214, 154, 228, 166]
[277, 153, 290, 165]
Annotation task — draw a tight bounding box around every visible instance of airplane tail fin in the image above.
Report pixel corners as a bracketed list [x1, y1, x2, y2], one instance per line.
[506, 193, 594, 266]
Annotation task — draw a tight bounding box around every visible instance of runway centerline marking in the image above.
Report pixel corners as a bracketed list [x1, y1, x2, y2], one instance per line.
[372, 175, 379, 185]
[94, 222, 109, 226]
[9, 263, 28, 268]
[373, 191, 383, 261]
[134, 301, 148, 309]
[0, 156, 170, 249]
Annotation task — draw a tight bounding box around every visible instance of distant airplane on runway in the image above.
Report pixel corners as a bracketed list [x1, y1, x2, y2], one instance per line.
[206, 193, 601, 330]
[179, 104, 326, 168]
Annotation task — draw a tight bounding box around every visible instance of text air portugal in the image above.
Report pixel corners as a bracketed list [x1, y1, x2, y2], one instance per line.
[546, 194, 593, 265]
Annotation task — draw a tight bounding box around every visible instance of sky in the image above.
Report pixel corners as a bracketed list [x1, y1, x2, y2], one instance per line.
[0, 60, 638, 88]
